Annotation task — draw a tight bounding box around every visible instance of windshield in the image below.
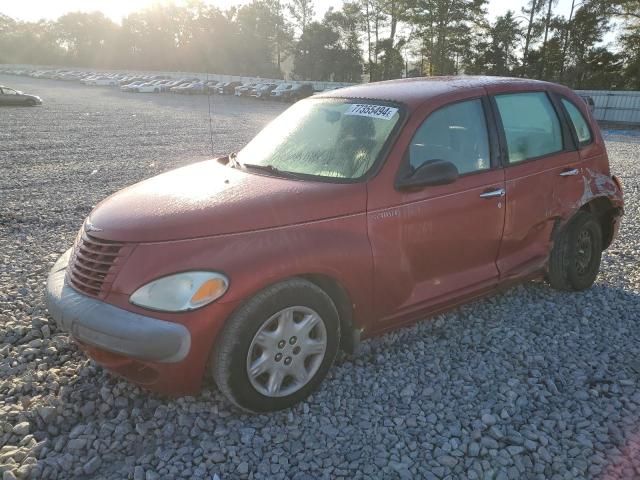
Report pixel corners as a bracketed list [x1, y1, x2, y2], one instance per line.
[236, 99, 401, 180]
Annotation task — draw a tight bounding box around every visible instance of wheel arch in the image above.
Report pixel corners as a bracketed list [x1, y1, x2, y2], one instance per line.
[299, 273, 359, 354]
[579, 196, 621, 250]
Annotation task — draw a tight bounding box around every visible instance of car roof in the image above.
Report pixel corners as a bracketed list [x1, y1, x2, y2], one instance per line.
[317, 76, 564, 109]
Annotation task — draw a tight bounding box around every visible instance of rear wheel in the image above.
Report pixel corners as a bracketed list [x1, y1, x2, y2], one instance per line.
[547, 211, 603, 291]
[211, 278, 340, 412]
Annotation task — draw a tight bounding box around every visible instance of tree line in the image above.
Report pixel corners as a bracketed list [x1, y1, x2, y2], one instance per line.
[1, 0, 639, 89]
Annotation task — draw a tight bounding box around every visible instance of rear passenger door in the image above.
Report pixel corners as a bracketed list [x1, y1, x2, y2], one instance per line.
[488, 88, 584, 279]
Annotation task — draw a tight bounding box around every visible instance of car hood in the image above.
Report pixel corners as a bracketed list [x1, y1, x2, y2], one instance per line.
[87, 160, 366, 243]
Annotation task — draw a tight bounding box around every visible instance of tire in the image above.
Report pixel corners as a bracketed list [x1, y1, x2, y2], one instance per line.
[547, 210, 603, 291]
[211, 278, 340, 412]
[25, 99, 36, 106]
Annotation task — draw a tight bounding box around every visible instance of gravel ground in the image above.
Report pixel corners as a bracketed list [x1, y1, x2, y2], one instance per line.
[1, 75, 639, 480]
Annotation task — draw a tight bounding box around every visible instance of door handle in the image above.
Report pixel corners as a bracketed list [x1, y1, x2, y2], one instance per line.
[479, 188, 505, 199]
[560, 168, 579, 176]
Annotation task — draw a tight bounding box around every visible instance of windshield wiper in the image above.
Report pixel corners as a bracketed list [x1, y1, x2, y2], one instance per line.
[228, 152, 241, 168]
[241, 163, 305, 179]
[227, 153, 304, 179]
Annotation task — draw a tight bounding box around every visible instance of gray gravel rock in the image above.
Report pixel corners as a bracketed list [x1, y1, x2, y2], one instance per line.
[1, 74, 640, 479]
[10, 423, 29, 436]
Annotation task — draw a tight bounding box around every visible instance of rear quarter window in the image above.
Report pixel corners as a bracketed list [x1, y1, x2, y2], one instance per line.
[562, 98, 593, 147]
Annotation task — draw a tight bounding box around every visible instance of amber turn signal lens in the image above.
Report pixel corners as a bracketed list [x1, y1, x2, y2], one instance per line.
[191, 278, 227, 304]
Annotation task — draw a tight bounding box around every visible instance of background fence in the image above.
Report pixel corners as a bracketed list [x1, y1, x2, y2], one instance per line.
[576, 90, 640, 125]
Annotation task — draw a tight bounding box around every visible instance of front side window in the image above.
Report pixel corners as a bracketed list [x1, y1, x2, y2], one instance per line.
[236, 99, 401, 179]
[495, 92, 563, 163]
[2, 88, 17, 95]
[562, 98, 592, 146]
[409, 99, 491, 175]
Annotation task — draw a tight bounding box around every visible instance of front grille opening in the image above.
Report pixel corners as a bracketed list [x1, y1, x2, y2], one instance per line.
[67, 230, 125, 298]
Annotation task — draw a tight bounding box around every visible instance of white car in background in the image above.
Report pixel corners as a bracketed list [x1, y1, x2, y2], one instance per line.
[120, 81, 145, 92]
[136, 81, 166, 93]
[85, 77, 118, 86]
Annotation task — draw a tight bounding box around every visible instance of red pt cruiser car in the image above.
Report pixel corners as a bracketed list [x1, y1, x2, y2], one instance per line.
[47, 77, 624, 412]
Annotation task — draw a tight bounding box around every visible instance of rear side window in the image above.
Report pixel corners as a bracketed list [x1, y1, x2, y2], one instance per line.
[410, 99, 491, 175]
[562, 98, 592, 146]
[495, 92, 563, 163]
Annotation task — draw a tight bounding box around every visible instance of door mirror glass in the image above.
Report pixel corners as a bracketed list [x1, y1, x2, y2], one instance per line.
[397, 159, 459, 189]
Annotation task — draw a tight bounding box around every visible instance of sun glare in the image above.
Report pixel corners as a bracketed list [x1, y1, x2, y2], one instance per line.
[2, 0, 348, 23]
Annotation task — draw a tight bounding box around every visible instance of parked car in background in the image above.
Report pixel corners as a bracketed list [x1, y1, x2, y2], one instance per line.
[161, 78, 196, 92]
[80, 75, 101, 85]
[46, 77, 624, 413]
[217, 81, 243, 95]
[235, 83, 256, 96]
[89, 77, 119, 87]
[135, 81, 169, 93]
[170, 81, 202, 94]
[579, 94, 596, 113]
[270, 82, 293, 100]
[180, 82, 206, 95]
[0, 86, 42, 106]
[249, 83, 276, 98]
[119, 76, 144, 86]
[121, 81, 146, 92]
[315, 86, 342, 95]
[284, 83, 315, 102]
[204, 80, 219, 93]
[253, 83, 278, 99]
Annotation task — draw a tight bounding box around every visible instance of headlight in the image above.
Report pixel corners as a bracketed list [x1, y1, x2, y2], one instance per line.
[130, 272, 229, 312]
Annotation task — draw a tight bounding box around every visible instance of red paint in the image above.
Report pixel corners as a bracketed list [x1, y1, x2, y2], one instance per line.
[74, 77, 624, 395]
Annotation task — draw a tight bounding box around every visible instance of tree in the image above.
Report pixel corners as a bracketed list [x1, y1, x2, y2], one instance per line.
[410, 0, 487, 76]
[54, 12, 119, 67]
[601, 0, 640, 20]
[288, 0, 315, 36]
[234, 0, 291, 76]
[465, 11, 522, 76]
[324, 4, 364, 81]
[521, 0, 545, 72]
[621, 29, 640, 89]
[558, 1, 611, 85]
[293, 5, 364, 81]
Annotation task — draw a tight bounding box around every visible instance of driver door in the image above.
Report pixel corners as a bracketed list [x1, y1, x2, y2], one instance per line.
[367, 94, 506, 326]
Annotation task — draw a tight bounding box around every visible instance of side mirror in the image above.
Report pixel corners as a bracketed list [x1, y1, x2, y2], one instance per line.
[396, 159, 459, 190]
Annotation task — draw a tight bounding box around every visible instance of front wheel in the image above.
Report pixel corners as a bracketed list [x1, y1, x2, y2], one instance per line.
[211, 278, 340, 412]
[547, 210, 603, 291]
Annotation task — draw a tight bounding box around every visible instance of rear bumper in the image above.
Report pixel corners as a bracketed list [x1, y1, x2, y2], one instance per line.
[46, 250, 191, 363]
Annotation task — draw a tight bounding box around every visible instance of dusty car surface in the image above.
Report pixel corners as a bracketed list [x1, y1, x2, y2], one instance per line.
[0, 86, 42, 106]
[46, 76, 624, 412]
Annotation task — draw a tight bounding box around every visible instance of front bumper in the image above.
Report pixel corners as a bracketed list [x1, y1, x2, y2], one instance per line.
[46, 250, 191, 363]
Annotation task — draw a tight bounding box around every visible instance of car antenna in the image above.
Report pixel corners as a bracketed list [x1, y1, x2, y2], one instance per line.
[206, 71, 215, 157]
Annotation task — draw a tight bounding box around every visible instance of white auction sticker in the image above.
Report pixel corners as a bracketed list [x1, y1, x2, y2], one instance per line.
[345, 104, 398, 120]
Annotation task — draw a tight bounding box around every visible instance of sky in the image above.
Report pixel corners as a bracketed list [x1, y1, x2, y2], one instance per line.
[1, 0, 576, 23]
